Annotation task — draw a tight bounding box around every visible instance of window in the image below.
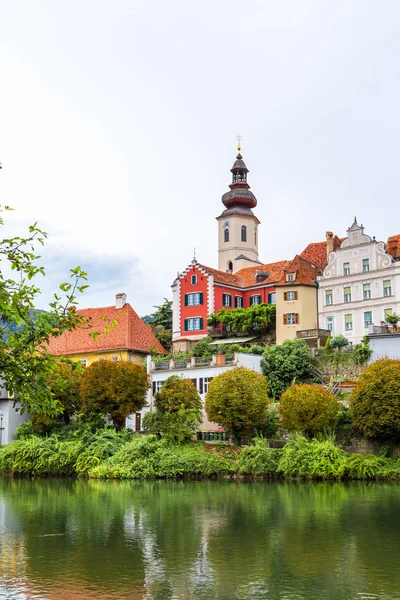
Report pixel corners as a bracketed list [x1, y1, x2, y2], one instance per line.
[152, 381, 164, 395]
[343, 262, 350, 276]
[241, 225, 247, 242]
[363, 283, 371, 300]
[345, 314, 353, 331]
[234, 296, 243, 308]
[199, 377, 213, 394]
[385, 308, 393, 322]
[286, 273, 295, 282]
[185, 317, 203, 331]
[112, 356, 119, 361]
[223, 293, 232, 307]
[190, 378, 197, 390]
[191, 275, 197, 285]
[228, 261, 233, 273]
[362, 258, 370, 273]
[364, 311, 373, 328]
[224, 229, 229, 243]
[80, 359, 87, 368]
[344, 286, 351, 303]
[326, 316, 334, 333]
[185, 292, 203, 306]
[384, 280, 392, 296]
[283, 313, 299, 325]
[135, 412, 141, 432]
[284, 290, 297, 301]
[325, 290, 333, 306]
[268, 292, 276, 304]
[250, 295, 262, 305]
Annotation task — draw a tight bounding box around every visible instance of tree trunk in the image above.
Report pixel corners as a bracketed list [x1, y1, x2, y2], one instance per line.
[63, 410, 70, 425]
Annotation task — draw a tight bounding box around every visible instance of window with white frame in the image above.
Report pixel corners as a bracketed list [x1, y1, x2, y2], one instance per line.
[344, 286, 352, 303]
[186, 317, 202, 331]
[287, 291, 296, 301]
[287, 313, 296, 325]
[363, 283, 371, 300]
[250, 295, 262, 305]
[234, 296, 243, 308]
[199, 377, 213, 394]
[325, 290, 333, 305]
[326, 316, 334, 333]
[223, 293, 232, 307]
[345, 314, 353, 331]
[185, 292, 202, 306]
[343, 262, 350, 276]
[362, 258, 369, 272]
[383, 280, 392, 297]
[364, 311, 372, 328]
[191, 275, 197, 285]
[80, 359, 87, 368]
[152, 380, 164, 395]
[286, 273, 295, 282]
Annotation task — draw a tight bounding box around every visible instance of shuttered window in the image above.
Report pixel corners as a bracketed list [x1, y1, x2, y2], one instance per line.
[223, 293, 232, 307]
[185, 292, 203, 306]
[185, 318, 203, 331]
[284, 291, 297, 301]
[284, 313, 298, 325]
[250, 295, 262, 305]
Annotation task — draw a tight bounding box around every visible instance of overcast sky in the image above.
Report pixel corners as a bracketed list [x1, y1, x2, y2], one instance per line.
[1, 0, 400, 316]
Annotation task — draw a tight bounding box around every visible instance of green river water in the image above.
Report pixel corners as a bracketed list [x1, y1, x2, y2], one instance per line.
[0, 479, 399, 600]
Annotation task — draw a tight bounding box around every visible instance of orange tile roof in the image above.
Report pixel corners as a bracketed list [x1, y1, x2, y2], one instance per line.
[276, 255, 320, 287]
[300, 235, 343, 269]
[198, 264, 243, 287]
[46, 303, 167, 356]
[387, 234, 400, 259]
[234, 260, 290, 288]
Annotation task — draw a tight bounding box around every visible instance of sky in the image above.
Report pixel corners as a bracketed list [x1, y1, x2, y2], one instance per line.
[1, 0, 400, 316]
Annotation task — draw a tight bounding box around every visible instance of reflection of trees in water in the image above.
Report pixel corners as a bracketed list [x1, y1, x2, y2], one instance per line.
[0, 479, 400, 598]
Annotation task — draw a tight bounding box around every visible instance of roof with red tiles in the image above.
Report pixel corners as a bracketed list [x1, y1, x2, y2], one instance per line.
[300, 235, 343, 269]
[46, 303, 167, 356]
[234, 260, 290, 288]
[276, 255, 320, 287]
[197, 264, 243, 287]
[387, 234, 400, 259]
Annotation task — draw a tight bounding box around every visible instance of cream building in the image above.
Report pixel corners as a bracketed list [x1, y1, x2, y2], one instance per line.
[318, 219, 400, 345]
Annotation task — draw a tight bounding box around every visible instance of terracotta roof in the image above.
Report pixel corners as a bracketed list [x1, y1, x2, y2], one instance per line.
[300, 236, 343, 269]
[234, 260, 289, 288]
[46, 303, 167, 356]
[276, 255, 320, 287]
[197, 264, 243, 287]
[387, 234, 400, 259]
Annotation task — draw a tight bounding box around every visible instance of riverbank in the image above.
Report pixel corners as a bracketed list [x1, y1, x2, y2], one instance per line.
[1, 430, 400, 481]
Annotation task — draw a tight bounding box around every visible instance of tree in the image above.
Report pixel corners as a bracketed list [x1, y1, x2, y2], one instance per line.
[192, 337, 215, 357]
[0, 204, 89, 416]
[142, 298, 172, 329]
[350, 359, 400, 440]
[279, 384, 339, 437]
[154, 376, 202, 413]
[261, 339, 316, 400]
[80, 360, 150, 429]
[46, 361, 84, 424]
[330, 335, 349, 350]
[205, 367, 270, 443]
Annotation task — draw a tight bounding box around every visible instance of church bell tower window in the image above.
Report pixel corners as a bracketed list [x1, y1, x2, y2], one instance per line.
[241, 225, 247, 242]
[224, 229, 229, 243]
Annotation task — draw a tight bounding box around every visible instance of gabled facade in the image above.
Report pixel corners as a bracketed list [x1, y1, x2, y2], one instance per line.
[318, 220, 400, 345]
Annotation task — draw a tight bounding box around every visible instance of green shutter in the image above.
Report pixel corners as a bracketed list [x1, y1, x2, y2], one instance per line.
[257, 295, 262, 304]
[199, 318, 203, 330]
[345, 314, 352, 324]
[344, 286, 351, 295]
[228, 294, 232, 307]
[184, 294, 188, 306]
[363, 283, 371, 291]
[184, 319, 188, 331]
[199, 292, 203, 305]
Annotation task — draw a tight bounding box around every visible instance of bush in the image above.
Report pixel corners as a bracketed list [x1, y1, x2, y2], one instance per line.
[205, 367, 270, 443]
[155, 376, 202, 413]
[261, 339, 316, 400]
[330, 335, 349, 350]
[258, 405, 280, 439]
[277, 436, 345, 479]
[350, 358, 400, 441]
[75, 429, 130, 474]
[238, 437, 282, 476]
[192, 337, 215, 357]
[279, 384, 339, 437]
[143, 408, 201, 442]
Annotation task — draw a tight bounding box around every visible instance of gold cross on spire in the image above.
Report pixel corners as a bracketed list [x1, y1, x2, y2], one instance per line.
[236, 134, 242, 153]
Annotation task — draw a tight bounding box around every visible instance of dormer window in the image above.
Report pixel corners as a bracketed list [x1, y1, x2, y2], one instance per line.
[286, 273, 295, 282]
[191, 275, 197, 285]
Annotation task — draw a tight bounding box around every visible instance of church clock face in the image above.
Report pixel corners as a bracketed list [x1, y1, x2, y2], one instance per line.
[223, 220, 230, 228]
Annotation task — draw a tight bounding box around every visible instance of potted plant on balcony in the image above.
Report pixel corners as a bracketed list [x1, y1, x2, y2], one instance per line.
[385, 312, 400, 332]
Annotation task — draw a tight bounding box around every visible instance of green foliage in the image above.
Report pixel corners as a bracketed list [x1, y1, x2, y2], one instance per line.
[14, 420, 36, 440]
[155, 375, 202, 413]
[342, 453, 383, 479]
[330, 335, 349, 349]
[238, 437, 282, 476]
[75, 429, 129, 474]
[279, 384, 339, 437]
[205, 367, 270, 442]
[350, 358, 400, 441]
[261, 339, 316, 400]
[353, 337, 372, 365]
[143, 408, 201, 442]
[80, 360, 150, 429]
[0, 205, 89, 416]
[258, 405, 280, 439]
[192, 337, 215, 357]
[385, 312, 400, 326]
[207, 303, 276, 335]
[277, 436, 346, 479]
[154, 329, 172, 352]
[142, 298, 172, 328]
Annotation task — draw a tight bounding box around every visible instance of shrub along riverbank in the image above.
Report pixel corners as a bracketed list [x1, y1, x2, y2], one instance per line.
[1, 429, 400, 480]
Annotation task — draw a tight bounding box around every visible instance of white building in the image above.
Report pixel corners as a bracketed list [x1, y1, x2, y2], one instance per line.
[145, 352, 263, 433]
[318, 219, 400, 345]
[0, 382, 29, 445]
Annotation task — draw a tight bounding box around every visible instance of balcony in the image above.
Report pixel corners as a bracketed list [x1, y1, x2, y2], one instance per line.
[296, 328, 331, 349]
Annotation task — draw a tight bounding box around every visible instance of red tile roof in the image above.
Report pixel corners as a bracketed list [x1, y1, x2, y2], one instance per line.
[276, 255, 320, 287]
[46, 303, 167, 356]
[198, 264, 243, 287]
[387, 234, 400, 259]
[300, 235, 343, 269]
[235, 261, 290, 288]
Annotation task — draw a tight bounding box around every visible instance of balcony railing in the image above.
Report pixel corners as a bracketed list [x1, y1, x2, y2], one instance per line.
[367, 324, 399, 335]
[152, 355, 238, 372]
[296, 329, 331, 339]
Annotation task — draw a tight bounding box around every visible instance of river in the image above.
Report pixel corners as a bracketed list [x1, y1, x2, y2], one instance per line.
[0, 479, 399, 599]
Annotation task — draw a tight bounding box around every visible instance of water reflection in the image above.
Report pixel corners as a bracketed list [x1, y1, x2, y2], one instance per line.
[0, 479, 399, 599]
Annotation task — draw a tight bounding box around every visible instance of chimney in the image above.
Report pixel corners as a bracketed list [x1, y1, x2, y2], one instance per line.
[326, 231, 334, 260]
[115, 293, 127, 309]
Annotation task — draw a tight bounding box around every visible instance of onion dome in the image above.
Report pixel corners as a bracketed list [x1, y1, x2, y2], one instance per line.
[221, 152, 257, 210]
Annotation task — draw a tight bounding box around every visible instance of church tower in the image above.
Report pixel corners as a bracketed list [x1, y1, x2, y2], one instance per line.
[217, 144, 261, 273]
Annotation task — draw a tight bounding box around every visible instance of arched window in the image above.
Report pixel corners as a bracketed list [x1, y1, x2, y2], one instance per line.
[241, 225, 247, 242]
[228, 261, 233, 273]
[224, 229, 229, 243]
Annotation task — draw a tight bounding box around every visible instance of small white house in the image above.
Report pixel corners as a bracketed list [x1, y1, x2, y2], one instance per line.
[0, 382, 29, 445]
[367, 325, 400, 362]
[133, 352, 263, 433]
